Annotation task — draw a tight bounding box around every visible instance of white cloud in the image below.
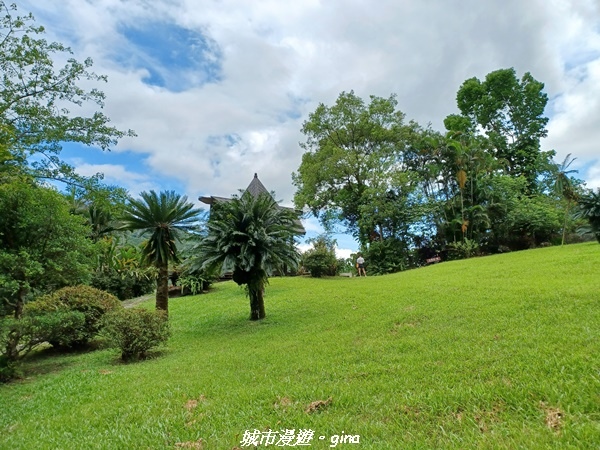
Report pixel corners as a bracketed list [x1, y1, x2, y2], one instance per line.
[16, 0, 600, 212]
[296, 243, 312, 254]
[295, 243, 355, 260]
[335, 247, 355, 260]
[584, 161, 600, 190]
[74, 163, 157, 195]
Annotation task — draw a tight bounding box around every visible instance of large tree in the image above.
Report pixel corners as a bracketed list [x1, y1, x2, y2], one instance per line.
[293, 90, 418, 246]
[0, 1, 134, 184]
[120, 191, 201, 314]
[198, 192, 303, 320]
[0, 180, 94, 319]
[451, 68, 552, 190]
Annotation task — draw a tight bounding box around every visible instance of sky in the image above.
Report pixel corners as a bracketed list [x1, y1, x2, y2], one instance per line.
[16, 0, 600, 258]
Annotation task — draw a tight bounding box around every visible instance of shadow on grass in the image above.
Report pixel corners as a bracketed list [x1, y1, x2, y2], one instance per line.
[103, 348, 170, 366]
[17, 340, 110, 380]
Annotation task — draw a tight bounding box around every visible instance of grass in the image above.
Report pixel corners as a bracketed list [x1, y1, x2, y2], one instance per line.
[1, 242, 599, 449]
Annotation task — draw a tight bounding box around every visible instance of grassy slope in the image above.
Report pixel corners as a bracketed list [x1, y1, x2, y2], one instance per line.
[1, 243, 599, 449]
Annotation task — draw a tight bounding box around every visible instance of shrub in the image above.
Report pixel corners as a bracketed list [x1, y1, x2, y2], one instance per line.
[447, 238, 480, 260]
[19, 311, 88, 350]
[302, 235, 338, 277]
[0, 311, 86, 381]
[91, 240, 156, 300]
[302, 249, 338, 277]
[101, 308, 170, 360]
[24, 285, 122, 348]
[177, 274, 213, 296]
[575, 189, 600, 243]
[90, 269, 155, 300]
[0, 353, 19, 382]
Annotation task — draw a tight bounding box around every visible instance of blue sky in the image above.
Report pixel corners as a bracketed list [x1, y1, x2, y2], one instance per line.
[18, 0, 600, 257]
[116, 21, 223, 91]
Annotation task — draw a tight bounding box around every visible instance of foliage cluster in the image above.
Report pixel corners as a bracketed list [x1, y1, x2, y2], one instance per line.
[101, 308, 170, 361]
[176, 274, 212, 296]
[337, 257, 356, 274]
[293, 71, 593, 274]
[446, 238, 480, 260]
[363, 237, 409, 275]
[90, 239, 156, 300]
[301, 235, 338, 277]
[0, 180, 95, 317]
[0, 1, 134, 186]
[24, 285, 121, 348]
[576, 188, 600, 243]
[0, 310, 85, 381]
[1, 285, 120, 381]
[90, 268, 155, 301]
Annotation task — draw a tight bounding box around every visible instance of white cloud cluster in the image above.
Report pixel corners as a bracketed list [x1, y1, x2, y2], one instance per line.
[18, 0, 600, 207]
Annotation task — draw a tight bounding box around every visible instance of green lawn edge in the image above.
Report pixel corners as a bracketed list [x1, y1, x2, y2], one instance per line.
[1, 242, 599, 449]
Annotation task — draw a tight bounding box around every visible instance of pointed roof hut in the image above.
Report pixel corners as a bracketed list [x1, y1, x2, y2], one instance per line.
[199, 173, 305, 233]
[245, 173, 270, 198]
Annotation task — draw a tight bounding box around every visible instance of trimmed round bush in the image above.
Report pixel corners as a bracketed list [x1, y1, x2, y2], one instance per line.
[101, 308, 170, 360]
[24, 285, 122, 348]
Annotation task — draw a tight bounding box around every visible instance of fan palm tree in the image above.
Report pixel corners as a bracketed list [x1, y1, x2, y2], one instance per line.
[121, 190, 201, 314]
[198, 192, 303, 320]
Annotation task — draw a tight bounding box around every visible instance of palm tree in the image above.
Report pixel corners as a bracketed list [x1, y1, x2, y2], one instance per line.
[554, 153, 579, 245]
[198, 192, 303, 320]
[121, 190, 201, 314]
[575, 188, 600, 243]
[87, 206, 117, 242]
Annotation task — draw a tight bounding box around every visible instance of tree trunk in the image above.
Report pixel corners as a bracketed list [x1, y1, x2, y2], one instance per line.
[561, 200, 571, 246]
[156, 262, 169, 315]
[2, 285, 27, 380]
[249, 286, 266, 321]
[12, 284, 27, 319]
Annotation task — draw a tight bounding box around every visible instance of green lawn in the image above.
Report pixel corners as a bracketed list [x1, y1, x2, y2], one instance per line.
[1, 243, 599, 449]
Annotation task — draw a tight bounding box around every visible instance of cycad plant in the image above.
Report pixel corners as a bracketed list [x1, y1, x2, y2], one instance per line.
[575, 188, 600, 243]
[198, 192, 303, 320]
[120, 191, 200, 314]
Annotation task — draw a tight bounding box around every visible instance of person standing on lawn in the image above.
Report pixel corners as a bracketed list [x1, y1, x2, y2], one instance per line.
[356, 254, 366, 277]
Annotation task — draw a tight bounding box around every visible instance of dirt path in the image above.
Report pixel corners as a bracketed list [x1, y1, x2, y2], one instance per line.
[121, 293, 154, 308]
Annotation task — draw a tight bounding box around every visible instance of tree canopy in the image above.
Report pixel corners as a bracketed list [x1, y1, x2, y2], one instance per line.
[0, 1, 139, 317]
[293, 90, 422, 246]
[0, 180, 94, 318]
[294, 69, 588, 272]
[0, 1, 135, 185]
[452, 68, 552, 190]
